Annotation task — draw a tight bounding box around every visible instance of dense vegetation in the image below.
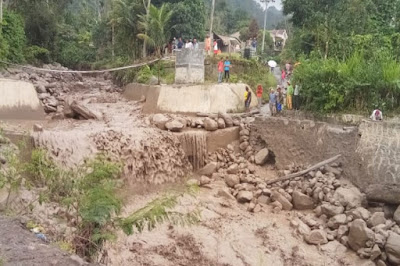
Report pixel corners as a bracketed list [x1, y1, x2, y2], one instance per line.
[0, 0, 285, 69]
[283, 0, 400, 113]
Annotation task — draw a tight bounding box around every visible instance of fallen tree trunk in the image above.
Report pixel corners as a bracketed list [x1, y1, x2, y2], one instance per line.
[266, 154, 342, 185]
[70, 101, 100, 120]
[366, 184, 400, 205]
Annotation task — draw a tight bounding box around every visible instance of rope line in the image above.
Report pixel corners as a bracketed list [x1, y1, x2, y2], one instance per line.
[0, 57, 170, 74]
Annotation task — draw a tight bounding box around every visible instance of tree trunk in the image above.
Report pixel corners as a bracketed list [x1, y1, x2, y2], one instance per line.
[111, 22, 115, 61]
[142, 0, 151, 58]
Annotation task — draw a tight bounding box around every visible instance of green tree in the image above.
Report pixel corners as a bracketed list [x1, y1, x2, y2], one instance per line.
[169, 0, 205, 40]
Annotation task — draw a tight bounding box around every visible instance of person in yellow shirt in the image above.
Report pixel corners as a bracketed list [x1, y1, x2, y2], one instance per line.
[244, 86, 252, 112]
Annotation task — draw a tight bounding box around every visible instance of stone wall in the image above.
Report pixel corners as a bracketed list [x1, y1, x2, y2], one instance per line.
[175, 49, 204, 84]
[251, 117, 400, 190]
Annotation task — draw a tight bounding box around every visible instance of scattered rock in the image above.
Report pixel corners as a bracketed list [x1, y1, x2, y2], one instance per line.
[271, 191, 293, 211]
[257, 195, 270, 205]
[348, 219, 375, 251]
[198, 162, 218, 176]
[321, 203, 344, 217]
[217, 188, 236, 201]
[305, 229, 328, 245]
[292, 191, 314, 210]
[152, 114, 169, 130]
[333, 187, 364, 209]
[200, 176, 211, 186]
[327, 214, 347, 229]
[237, 191, 253, 203]
[394, 205, 400, 225]
[368, 212, 386, 227]
[33, 124, 43, 132]
[239, 142, 249, 151]
[227, 164, 239, 174]
[224, 175, 240, 188]
[350, 207, 371, 221]
[254, 148, 269, 165]
[366, 184, 400, 205]
[204, 118, 218, 131]
[165, 120, 184, 132]
[385, 233, 400, 265]
[370, 244, 382, 260]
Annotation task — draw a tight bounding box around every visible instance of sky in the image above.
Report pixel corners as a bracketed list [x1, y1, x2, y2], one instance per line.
[254, 0, 283, 10]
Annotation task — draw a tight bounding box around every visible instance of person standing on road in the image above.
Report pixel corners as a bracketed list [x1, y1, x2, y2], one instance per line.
[224, 57, 231, 82]
[217, 58, 224, 83]
[281, 69, 286, 85]
[256, 84, 263, 109]
[244, 86, 252, 112]
[287, 81, 294, 110]
[276, 86, 283, 113]
[269, 88, 277, 116]
[294, 83, 301, 110]
[213, 40, 218, 56]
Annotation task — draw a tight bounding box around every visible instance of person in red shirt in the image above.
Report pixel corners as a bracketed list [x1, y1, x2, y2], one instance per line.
[217, 59, 224, 83]
[256, 85, 263, 108]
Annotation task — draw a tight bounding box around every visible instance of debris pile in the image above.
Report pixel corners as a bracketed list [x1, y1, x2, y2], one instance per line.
[0, 65, 121, 117]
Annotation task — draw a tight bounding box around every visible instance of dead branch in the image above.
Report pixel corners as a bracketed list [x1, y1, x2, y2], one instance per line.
[266, 154, 342, 185]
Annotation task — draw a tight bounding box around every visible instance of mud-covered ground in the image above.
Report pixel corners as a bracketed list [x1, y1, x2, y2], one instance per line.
[0, 215, 93, 266]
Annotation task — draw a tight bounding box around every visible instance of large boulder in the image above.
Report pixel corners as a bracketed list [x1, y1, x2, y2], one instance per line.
[366, 184, 400, 205]
[217, 118, 226, 129]
[333, 187, 364, 209]
[305, 230, 328, 245]
[254, 148, 269, 165]
[292, 191, 314, 210]
[271, 191, 293, 211]
[225, 175, 240, 188]
[219, 113, 233, 127]
[198, 162, 218, 176]
[165, 120, 184, 132]
[385, 233, 400, 265]
[394, 205, 400, 225]
[152, 114, 169, 129]
[237, 191, 253, 203]
[348, 219, 375, 251]
[204, 118, 218, 131]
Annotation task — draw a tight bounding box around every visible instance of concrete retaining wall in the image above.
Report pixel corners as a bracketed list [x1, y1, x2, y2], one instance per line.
[123, 83, 257, 114]
[251, 117, 400, 190]
[175, 49, 204, 84]
[0, 79, 44, 120]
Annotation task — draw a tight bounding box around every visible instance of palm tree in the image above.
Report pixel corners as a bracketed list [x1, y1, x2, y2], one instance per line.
[137, 4, 173, 58]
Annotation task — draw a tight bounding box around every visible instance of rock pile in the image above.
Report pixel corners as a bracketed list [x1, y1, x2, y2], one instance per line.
[207, 155, 400, 265]
[151, 113, 241, 133]
[0, 65, 121, 117]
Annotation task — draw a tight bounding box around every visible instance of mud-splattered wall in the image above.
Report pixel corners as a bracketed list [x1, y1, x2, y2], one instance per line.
[250, 117, 400, 190]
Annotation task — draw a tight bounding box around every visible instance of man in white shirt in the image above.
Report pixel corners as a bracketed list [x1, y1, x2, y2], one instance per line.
[193, 38, 199, 49]
[185, 39, 193, 49]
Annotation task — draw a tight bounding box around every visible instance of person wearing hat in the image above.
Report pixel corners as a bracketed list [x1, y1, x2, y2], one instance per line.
[287, 81, 294, 110]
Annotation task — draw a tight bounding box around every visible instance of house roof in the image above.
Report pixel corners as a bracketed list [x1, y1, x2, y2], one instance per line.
[213, 32, 241, 46]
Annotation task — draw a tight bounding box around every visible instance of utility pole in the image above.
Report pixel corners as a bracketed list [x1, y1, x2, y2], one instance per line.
[261, 0, 274, 54]
[209, 0, 216, 53]
[142, 0, 151, 58]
